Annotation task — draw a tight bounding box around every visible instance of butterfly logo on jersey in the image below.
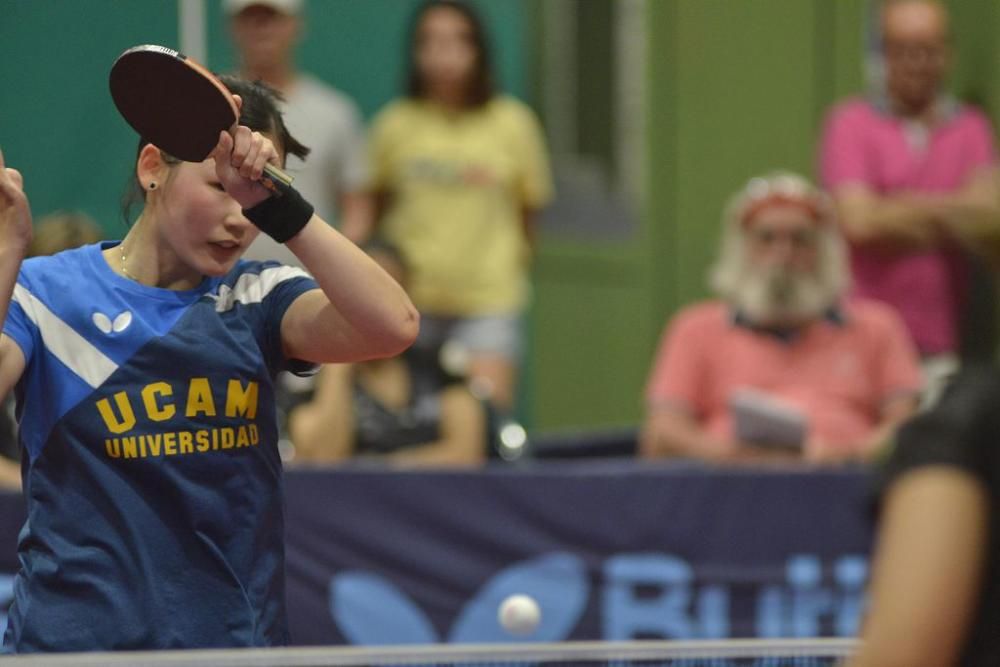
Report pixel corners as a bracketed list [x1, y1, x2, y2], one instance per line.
[92, 310, 133, 335]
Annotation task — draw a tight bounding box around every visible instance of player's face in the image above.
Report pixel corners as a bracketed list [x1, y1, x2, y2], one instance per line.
[158, 158, 261, 277]
[415, 7, 478, 94]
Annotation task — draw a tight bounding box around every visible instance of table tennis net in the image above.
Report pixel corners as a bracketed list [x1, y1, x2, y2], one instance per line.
[3, 638, 858, 667]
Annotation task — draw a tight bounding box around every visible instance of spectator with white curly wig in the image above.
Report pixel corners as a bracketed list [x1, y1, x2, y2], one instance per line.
[641, 172, 923, 465]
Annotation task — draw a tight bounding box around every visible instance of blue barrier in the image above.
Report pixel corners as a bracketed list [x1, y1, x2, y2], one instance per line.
[0, 461, 873, 645]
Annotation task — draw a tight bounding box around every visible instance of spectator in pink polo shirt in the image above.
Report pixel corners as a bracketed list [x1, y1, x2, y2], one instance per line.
[819, 0, 1000, 398]
[641, 173, 922, 465]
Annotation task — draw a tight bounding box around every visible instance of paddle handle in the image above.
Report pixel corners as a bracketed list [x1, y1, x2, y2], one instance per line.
[261, 163, 294, 196]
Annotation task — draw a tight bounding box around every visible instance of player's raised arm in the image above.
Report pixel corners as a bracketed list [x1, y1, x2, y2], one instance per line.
[0, 147, 32, 400]
[213, 128, 419, 365]
[281, 219, 419, 364]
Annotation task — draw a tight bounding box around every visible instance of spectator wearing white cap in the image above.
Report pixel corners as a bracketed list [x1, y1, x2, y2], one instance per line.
[226, 0, 370, 267]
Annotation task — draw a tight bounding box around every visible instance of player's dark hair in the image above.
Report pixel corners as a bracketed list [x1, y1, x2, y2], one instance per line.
[220, 76, 310, 163]
[405, 0, 496, 108]
[120, 76, 310, 226]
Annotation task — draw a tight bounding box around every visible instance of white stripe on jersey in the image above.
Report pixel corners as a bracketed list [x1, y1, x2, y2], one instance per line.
[210, 265, 311, 313]
[12, 284, 119, 389]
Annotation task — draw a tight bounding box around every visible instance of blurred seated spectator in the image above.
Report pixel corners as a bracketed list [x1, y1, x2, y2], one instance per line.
[640, 172, 923, 465]
[0, 210, 102, 490]
[287, 242, 485, 466]
[0, 458, 17, 490]
[0, 380, 16, 488]
[27, 209, 102, 258]
[0, 368, 17, 470]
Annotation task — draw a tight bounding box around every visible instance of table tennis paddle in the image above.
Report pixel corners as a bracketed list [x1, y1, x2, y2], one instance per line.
[109, 44, 293, 195]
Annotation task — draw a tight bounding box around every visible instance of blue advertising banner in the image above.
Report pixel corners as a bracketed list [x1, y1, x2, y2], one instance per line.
[0, 462, 874, 645]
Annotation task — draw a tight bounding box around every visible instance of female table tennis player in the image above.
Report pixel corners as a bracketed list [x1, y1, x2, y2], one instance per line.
[0, 76, 418, 652]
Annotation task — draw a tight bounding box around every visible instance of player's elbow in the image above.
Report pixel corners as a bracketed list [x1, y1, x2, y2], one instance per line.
[396, 306, 420, 351]
[379, 307, 420, 357]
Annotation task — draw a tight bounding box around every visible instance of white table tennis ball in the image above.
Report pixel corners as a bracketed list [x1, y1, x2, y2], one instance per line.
[498, 594, 541, 636]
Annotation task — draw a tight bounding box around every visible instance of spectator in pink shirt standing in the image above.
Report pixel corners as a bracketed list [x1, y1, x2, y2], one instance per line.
[819, 0, 1000, 401]
[641, 173, 922, 465]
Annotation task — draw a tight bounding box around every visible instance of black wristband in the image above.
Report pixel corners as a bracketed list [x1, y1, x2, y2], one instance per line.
[242, 187, 314, 243]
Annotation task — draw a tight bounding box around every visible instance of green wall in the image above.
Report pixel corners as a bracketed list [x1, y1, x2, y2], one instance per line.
[527, 1, 868, 431]
[4, 1, 1000, 432]
[0, 1, 178, 236]
[529, 0, 1000, 432]
[646, 0, 865, 325]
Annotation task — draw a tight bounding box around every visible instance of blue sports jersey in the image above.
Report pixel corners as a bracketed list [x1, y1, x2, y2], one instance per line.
[0, 242, 319, 653]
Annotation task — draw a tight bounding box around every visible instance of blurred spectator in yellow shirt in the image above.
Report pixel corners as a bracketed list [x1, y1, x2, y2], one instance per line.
[351, 0, 554, 414]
